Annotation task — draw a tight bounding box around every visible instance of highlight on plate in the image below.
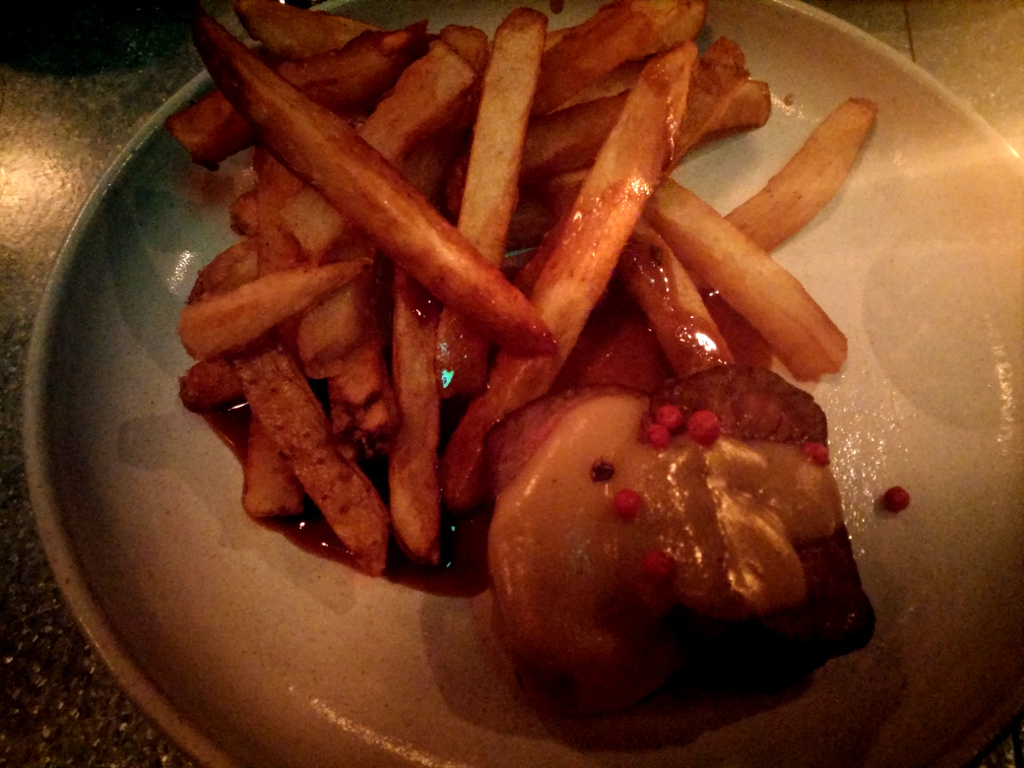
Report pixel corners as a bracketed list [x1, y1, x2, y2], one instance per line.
[170, 0, 879, 713]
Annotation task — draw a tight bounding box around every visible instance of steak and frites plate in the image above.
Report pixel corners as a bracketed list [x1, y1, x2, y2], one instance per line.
[24, 0, 1024, 766]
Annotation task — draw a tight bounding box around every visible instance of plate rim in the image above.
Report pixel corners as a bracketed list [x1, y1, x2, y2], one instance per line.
[21, 69, 243, 768]
[20, 2, 1024, 766]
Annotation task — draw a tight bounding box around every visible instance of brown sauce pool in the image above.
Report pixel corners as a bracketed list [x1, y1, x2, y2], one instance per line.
[204, 404, 491, 597]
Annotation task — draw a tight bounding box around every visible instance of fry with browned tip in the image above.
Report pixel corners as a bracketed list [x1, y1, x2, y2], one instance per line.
[190, 9, 556, 358]
[441, 42, 698, 512]
[726, 97, 878, 253]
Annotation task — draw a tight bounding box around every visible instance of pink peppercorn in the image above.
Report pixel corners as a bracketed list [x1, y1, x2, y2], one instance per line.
[801, 442, 830, 466]
[641, 549, 676, 580]
[882, 486, 911, 512]
[655, 404, 685, 432]
[687, 409, 721, 446]
[646, 423, 671, 449]
[613, 488, 643, 519]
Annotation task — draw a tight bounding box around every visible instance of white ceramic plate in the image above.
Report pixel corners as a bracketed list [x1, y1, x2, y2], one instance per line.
[24, 1, 1024, 766]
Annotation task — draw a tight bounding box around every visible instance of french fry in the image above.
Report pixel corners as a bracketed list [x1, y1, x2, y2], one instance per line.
[557, 58, 644, 109]
[280, 38, 479, 269]
[296, 272, 378, 378]
[618, 224, 733, 377]
[695, 78, 771, 148]
[233, 0, 378, 59]
[645, 179, 847, 380]
[520, 92, 628, 186]
[389, 270, 442, 564]
[254, 148, 306, 274]
[327, 341, 398, 459]
[441, 42, 698, 511]
[278, 187, 355, 265]
[178, 357, 245, 412]
[357, 40, 480, 169]
[231, 344, 390, 576]
[229, 189, 258, 237]
[436, 8, 548, 399]
[187, 237, 258, 303]
[670, 37, 751, 167]
[520, 68, 765, 188]
[166, 25, 428, 167]
[179, 260, 368, 360]
[437, 25, 490, 76]
[725, 97, 878, 253]
[292, 37, 481, 380]
[533, 0, 706, 115]
[165, 92, 255, 170]
[191, 10, 556, 358]
[243, 414, 305, 518]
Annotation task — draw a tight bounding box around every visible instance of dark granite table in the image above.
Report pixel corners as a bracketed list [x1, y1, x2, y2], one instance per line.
[2, 1, 1021, 766]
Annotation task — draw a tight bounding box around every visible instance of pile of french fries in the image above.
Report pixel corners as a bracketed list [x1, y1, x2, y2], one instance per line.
[173, 0, 877, 576]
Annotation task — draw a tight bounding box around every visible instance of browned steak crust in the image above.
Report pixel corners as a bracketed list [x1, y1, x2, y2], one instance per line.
[650, 364, 828, 446]
[656, 365, 874, 686]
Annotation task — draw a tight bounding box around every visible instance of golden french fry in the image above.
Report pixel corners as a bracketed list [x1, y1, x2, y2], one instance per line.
[179, 260, 368, 360]
[292, 38, 480, 378]
[695, 78, 772, 148]
[233, 0, 379, 59]
[441, 42, 698, 511]
[187, 237, 258, 303]
[645, 180, 847, 380]
[243, 414, 305, 518]
[437, 25, 490, 75]
[166, 25, 428, 167]
[670, 37, 751, 167]
[357, 40, 480, 171]
[534, 0, 706, 114]
[436, 8, 548, 399]
[165, 92, 254, 169]
[254, 149, 306, 274]
[277, 188, 347, 265]
[231, 345, 390, 576]
[619, 224, 733, 378]
[178, 357, 245, 412]
[521, 69, 764, 188]
[520, 92, 627, 185]
[726, 97, 878, 253]
[191, 11, 556, 358]
[282, 38, 479, 266]
[296, 270, 379, 378]
[389, 270, 442, 564]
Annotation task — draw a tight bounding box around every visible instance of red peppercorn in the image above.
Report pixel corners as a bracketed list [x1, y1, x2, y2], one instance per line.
[801, 442, 830, 466]
[687, 409, 721, 446]
[882, 486, 911, 512]
[646, 423, 671, 449]
[655, 404, 685, 432]
[641, 549, 676, 580]
[613, 488, 643, 519]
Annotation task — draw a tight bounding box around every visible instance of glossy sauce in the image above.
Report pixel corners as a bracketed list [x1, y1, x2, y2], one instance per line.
[203, 403, 489, 596]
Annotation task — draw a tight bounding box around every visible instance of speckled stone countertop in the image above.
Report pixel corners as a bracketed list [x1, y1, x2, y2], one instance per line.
[1, 1, 1022, 766]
